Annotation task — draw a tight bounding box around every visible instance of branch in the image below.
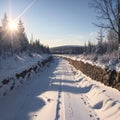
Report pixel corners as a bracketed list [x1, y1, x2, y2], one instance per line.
[91, 0, 118, 34]
[93, 22, 118, 34]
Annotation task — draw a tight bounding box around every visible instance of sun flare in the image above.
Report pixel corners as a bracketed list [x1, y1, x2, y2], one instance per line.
[8, 21, 17, 31]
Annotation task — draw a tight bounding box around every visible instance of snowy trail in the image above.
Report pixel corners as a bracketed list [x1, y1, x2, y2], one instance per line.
[55, 61, 95, 120]
[0, 57, 120, 120]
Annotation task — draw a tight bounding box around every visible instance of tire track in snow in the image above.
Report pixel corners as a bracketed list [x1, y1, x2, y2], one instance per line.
[65, 67, 74, 120]
[55, 77, 62, 120]
[62, 66, 79, 120]
[66, 93, 74, 120]
[55, 60, 64, 120]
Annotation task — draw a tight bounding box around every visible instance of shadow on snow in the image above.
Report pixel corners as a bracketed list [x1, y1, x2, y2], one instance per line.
[0, 58, 90, 120]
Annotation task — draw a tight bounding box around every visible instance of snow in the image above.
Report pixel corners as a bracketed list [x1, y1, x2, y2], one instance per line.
[0, 57, 120, 120]
[58, 54, 120, 72]
[0, 53, 50, 82]
[0, 53, 51, 98]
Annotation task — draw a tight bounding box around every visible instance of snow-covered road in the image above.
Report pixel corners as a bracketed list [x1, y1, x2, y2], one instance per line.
[0, 58, 120, 120]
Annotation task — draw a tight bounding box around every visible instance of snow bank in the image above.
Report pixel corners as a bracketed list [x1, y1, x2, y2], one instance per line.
[75, 71, 120, 120]
[0, 53, 50, 82]
[58, 54, 120, 72]
[59, 55, 120, 91]
[0, 54, 52, 98]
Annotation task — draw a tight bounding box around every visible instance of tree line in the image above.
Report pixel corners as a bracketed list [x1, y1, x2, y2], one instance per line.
[90, 0, 120, 59]
[50, 46, 84, 54]
[0, 13, 50, 58]
[84, 28, 118, 59]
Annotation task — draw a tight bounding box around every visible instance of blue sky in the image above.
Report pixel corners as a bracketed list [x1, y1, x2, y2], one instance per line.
[0, 0, 98, 47]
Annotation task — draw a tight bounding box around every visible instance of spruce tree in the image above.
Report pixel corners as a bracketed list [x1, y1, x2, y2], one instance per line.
[17, 19, 28, 52]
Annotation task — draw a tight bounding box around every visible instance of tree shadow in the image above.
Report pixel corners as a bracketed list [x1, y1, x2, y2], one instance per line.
[0, 58, 92, 120]
[49, 79, 93, 94]
[0, 58, 59, 120]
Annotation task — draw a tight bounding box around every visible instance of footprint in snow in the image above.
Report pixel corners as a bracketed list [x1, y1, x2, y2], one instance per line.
[33, 114, 38, 117]
[47, 98, 52, 102]
[47, 98, 55, 103]
[89, 114, 93, 118]
[84, 101, 87, 105]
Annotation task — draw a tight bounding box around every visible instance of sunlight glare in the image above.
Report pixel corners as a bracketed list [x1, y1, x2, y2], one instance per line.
[8, 21, 17, 31]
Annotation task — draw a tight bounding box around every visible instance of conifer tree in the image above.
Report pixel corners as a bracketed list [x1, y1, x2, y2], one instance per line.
[2, 13, 8, 29]
[17, 19, 28, 52]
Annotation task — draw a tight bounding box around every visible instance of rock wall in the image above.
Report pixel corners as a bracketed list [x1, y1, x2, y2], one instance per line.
[65, 58, 120, 91]
[0, 56, 53, 97]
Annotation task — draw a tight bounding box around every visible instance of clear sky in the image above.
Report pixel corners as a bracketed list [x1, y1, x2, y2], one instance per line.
[0, 0, 98, 47]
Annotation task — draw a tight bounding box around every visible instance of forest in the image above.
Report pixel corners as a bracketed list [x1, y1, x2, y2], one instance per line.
[0, 13, 50, 58]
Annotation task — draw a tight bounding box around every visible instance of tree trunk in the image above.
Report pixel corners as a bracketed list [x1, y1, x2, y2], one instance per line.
[118, 0, 120, 60]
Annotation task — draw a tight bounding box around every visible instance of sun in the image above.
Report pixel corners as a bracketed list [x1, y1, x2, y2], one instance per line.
[8, 21, 17, 31]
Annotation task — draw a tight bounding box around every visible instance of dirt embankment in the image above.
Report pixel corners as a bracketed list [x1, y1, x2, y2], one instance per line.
[65, 58, 120, 91]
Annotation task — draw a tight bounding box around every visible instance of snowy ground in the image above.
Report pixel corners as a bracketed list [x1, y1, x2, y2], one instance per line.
[0, 53, 50, 82]
[57, 54, 120, 72]
[0, 57, 120, 120]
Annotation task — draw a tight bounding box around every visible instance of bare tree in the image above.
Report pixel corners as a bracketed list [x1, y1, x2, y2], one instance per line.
[118, 0, 120, 59]
[96, 28, 105, 55]
[97, 28, 104, 42]
[107, 29, 118, 53]
[91, 0, 120, 59]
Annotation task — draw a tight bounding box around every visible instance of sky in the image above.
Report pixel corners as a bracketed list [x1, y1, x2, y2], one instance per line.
[0, 0, 99, 47]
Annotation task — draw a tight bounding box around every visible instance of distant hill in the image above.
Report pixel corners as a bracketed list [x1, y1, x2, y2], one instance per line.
[50, 45, 84, 54]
